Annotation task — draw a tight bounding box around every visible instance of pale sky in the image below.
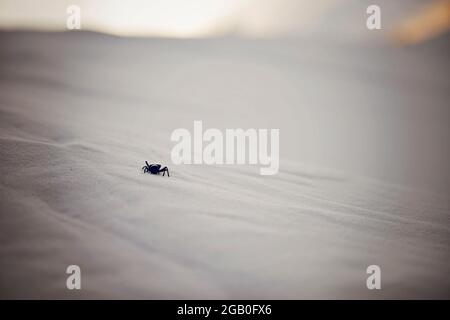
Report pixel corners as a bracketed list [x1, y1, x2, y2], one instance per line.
[0, 0, 331, 37]
[0, 0, 436, 39]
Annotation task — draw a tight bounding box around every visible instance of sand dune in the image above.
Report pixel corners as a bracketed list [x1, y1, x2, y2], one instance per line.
[0, 31, 449, 298]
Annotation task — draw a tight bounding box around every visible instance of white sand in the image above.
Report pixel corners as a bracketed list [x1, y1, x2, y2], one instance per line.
[0, 31, 449, 299]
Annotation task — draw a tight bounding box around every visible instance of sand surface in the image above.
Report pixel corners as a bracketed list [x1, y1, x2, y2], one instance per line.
[0, 31, 449, 298]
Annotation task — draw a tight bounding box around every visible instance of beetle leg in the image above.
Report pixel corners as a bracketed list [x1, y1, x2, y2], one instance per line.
[160, 167, 169, 177]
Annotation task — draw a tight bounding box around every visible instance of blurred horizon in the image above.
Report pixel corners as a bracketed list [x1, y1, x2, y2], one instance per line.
[1, 0, 449, 43]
